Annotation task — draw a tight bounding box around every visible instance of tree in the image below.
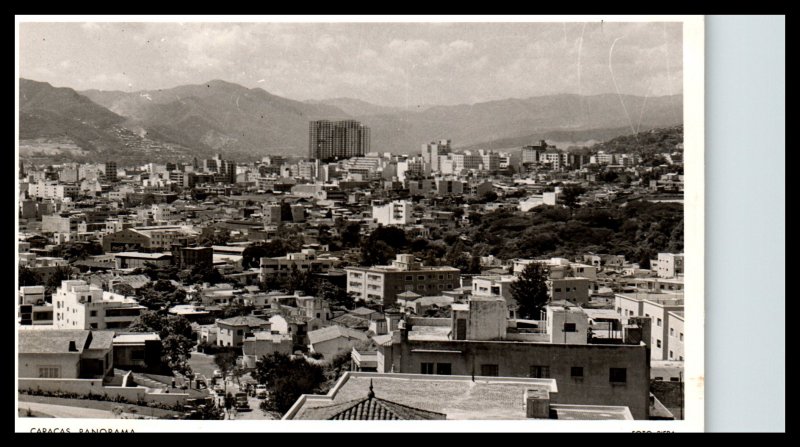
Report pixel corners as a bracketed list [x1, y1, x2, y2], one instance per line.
[46, 266, 75, 295]
[241, 244, 269, 269]
[559, 185, 586, 210]
[112, 282, 136, 296]
[340, 222, 362, 248]
[254, 352, 325, 415]
[360, 240, 395, 266]
[214, 351, 239, 394]
[19, 266, 43, 287]
[510, 262, 550, 320]
[129, 312, 195, 374]
[318, 281, 354, 310]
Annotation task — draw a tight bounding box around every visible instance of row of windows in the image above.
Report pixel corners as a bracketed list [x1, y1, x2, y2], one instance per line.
[419, 363, 627, 383]
[404, 274, 454, 281]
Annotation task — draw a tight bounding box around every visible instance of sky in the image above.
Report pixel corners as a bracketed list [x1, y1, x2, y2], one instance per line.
[19, 20, 683, 108]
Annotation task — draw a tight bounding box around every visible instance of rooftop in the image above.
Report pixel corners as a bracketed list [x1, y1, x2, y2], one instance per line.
[308, 325, 369, 345]
[19, 329, 90, 354]
[113, 252, 172, 259]
[285, 372, 562, 420]
[112, 332, 161, 345]
[216, 316, 270, 327]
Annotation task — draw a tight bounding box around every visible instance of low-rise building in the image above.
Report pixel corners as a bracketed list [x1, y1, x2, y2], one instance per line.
[259, 249, 336, 283]
[308, 325, 369, 360]
[614, 293, 684, 361]
[215, 315, 271, 348]
[345, 254, 460, 306]
[18, 329, 115, 379]
[283, 372, 636, 421]
[241, 332, 294, 368]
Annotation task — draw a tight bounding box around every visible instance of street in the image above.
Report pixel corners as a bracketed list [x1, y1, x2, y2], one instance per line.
[187, 350, 275, 420]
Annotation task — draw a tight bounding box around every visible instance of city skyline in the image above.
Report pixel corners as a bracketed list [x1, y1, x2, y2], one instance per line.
[19, 20, 683, 108]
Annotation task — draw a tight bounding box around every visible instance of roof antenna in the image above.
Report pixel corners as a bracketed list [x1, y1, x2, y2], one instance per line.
[368, 378, 375, 399]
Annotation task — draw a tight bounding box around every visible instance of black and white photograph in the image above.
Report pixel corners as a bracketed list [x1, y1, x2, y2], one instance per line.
[15, 15, 707, 432]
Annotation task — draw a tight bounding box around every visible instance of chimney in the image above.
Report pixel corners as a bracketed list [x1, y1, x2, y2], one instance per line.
[68, 340, 78, 352]
[524, 387, 551, 419]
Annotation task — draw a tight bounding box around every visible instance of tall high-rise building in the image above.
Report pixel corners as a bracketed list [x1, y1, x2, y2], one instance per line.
[104, 161, 118, 183]
[309, 120, 370, 162]
[204, 154, 236, 183]
[421, 139, 451, 174]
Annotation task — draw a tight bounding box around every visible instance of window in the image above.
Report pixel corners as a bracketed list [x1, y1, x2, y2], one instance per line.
[90, 323, 98, 329]
[563, 323, 577, 332]
[609, 368, 627, 383]
[670, 328, 675, 336]
[670, 377, 681, 382]
[657, 318, 662, 327]
[645, 313, 650, 318]
[436, 363, 452, 375]
[417, 285, 425, 290]
[420, 362, 434, 374]
[237, 329, 244, 336]
[481, 364, 499, 377]
[570, 367, 584, 378]
[654, 376, 664, 381]
[656, 339, 662, 348]
[680, 333, 683, 341]
[529, 365, 549, 378]
[554, 288, 561, 293]
[90, 310, 97, 317]
[38, 367, 60, 378]
[669, 351, 674, 359]
[405, 275, 413, 281]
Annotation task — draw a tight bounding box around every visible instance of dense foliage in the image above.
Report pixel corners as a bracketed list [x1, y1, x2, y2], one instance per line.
[511, 263, 550, 319]
[253, 352, 326, 414]
[128, 312, 195, 375]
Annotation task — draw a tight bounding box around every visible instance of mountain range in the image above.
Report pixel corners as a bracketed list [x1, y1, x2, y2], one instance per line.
[19, 78, 683, 163]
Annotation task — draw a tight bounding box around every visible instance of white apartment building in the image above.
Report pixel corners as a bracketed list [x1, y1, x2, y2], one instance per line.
[53, 280, 146, 330]
[372, 200, 412, 226]
[651, 253, 685, 279]
[27, 182, 79, 200]
[614, 293, 684, 361]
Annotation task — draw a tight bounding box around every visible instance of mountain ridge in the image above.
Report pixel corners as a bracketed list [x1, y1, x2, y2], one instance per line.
[21, 77, 683, 161]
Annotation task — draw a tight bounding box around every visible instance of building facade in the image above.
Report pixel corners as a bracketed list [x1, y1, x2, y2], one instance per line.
[345, 254, 461, 306]
[309, 120, 371, 162]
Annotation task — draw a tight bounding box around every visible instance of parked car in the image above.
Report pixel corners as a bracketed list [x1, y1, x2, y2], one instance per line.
[255, 385, 267, 399]
[234, 392, 249, 410]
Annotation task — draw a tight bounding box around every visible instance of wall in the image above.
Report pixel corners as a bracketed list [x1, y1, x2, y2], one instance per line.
[380, 339, 650, 420]
[18, 378, 188, 406]
[667, 314, 684, 361]
[19, 353, 81, 379]
[312, 337, 361, 360]
[467, 299, 507, 341]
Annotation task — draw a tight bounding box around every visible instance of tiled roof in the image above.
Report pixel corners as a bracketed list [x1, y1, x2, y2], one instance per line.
[298, 396, 446, 420]
[217, 316, 270, 327]
[349, 307, 378, 316]
[308, 325, 368, 345]
[86, 330, 115, 350]
[19, 330, 91, 354]
[330, 314, 370, 330]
